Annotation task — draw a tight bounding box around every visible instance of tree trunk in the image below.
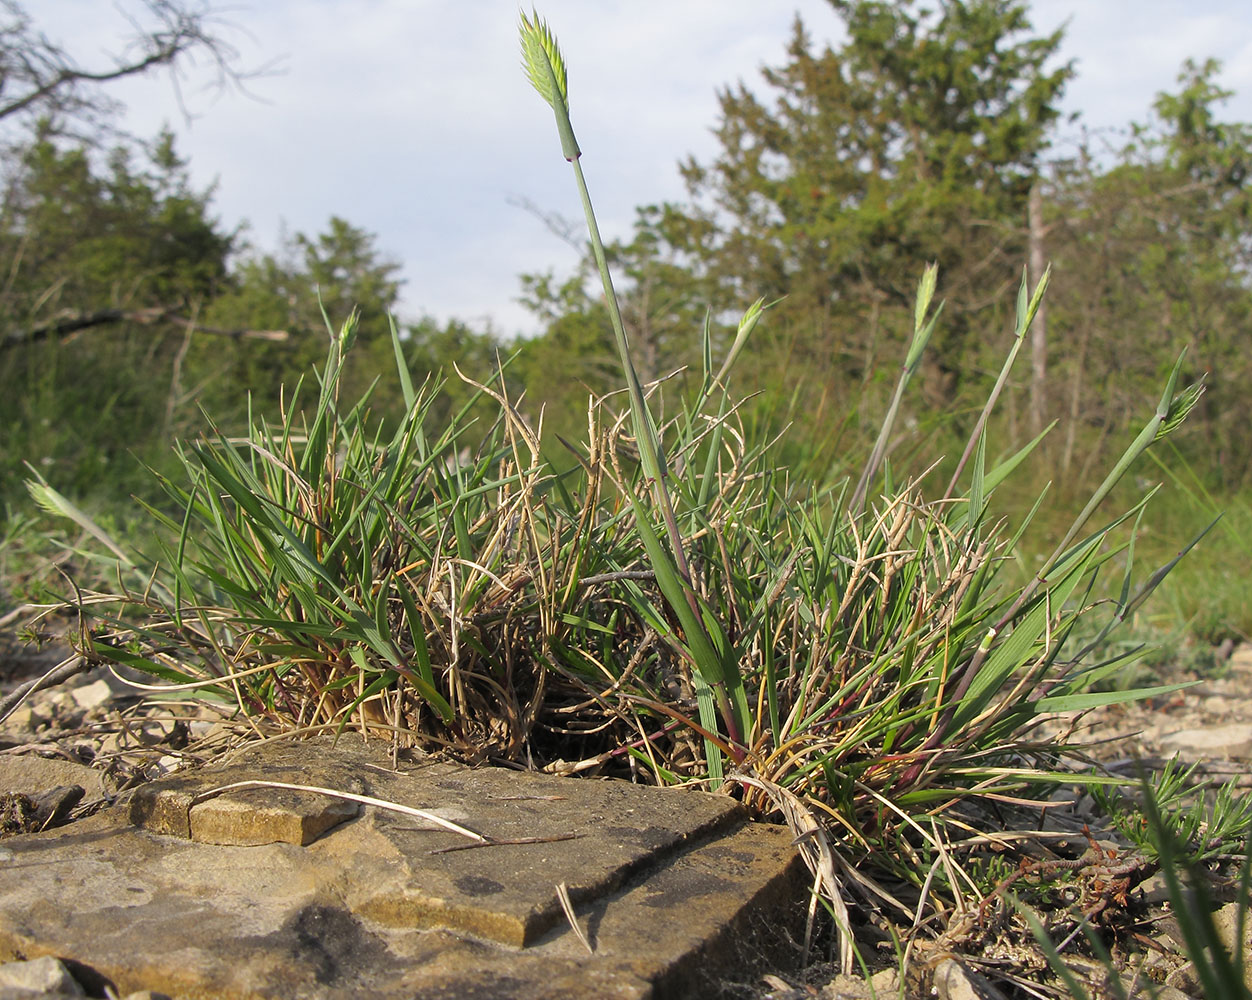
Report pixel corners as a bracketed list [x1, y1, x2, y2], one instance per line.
[1028, 180, 1048, 439]
[1060, 309, 1091, 482]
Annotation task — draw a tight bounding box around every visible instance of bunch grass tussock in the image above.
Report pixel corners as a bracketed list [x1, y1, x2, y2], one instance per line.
[36, 275, 1211, 954]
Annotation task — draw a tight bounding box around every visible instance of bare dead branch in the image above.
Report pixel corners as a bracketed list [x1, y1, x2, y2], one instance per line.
[1, 305, 288, 350]
[507, 193, 586, 253]
[0, 0, 263, 132]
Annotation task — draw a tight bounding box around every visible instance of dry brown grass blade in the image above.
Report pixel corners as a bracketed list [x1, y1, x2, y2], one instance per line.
[557, 881, 594, 955]
[189, 779, 489, 843]
[729, 770, 854, 974]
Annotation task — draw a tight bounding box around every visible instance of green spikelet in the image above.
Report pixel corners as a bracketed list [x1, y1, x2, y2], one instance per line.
[1156, 380, 1205, 441]
[519, 9, 580, 160]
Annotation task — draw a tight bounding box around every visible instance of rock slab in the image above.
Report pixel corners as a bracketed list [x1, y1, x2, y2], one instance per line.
[0, 736, 806, 999]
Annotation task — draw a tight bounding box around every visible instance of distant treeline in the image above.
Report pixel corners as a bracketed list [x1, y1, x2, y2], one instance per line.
[3, 1, 1251, 515]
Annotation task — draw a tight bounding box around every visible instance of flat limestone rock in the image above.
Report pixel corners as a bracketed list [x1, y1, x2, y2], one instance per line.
[0, 754, 104, 802]
[1158, 722, 1252, 759]
[0, 735, 806, 999]
[128, 755, 365, 847]
[188, 790, 361, 847]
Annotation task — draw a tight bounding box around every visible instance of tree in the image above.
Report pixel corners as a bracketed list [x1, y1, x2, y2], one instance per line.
[0, 128, 421, 507]
[674, 1, 1070, 407]
[0, 127, 235, 505]
[1037, 60, 1252, 488]
[0, 0, 259, 511]
[294, 216, 403, 339]
[0, 1, 272, 375]
[0, 0, 251, 141]
[0, 126, 233, 321]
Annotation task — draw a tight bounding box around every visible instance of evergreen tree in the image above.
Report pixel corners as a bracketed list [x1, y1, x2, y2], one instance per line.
[672, 0, 1071, 411]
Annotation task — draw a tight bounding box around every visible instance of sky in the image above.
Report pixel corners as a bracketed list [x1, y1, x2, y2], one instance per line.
[38, 1, 1252, 338]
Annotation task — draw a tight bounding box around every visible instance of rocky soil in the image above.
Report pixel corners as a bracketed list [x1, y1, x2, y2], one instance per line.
[1, 624, 1250, 999]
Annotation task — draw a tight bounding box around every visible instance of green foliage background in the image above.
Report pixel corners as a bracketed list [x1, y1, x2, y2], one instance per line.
[2, 0, 1250, 640]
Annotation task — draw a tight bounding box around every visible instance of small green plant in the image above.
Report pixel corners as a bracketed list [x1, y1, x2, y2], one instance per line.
[1093, 757, 1252, 867]
[1142, 789, 1252, 1000]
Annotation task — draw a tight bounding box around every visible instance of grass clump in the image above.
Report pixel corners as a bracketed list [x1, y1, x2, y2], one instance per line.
[32, 318, 593, 760]
[18, 11, 1226, 992]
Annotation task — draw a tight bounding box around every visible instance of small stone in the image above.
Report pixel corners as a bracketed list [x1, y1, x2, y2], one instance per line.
[1158, 915, 1187, 951]
[135, 720, 175, 747]
[45, 691, 79, 718]
[933, 957, 1009, 1000]
[96, 732, 123, 758]
[28, 785, 85, 830]
[817, 974, 872, 999]
[1139, 874, 1172, 904]
[1212, 899, 1252, 994]
[0, 705, 45, 733]
[0, 955, 84, 995]
[69, 679, 115, 712]
[0, 756, 102, 802]
[817, 969, 899, 1000]
[760, 973, 805, 997]
[1159, 723, 1252, 759]
[98, 719, 182, 759]
[1204, 696, 1234, 716]
[1137, 943, 1176, 980]
[1165, 960, 1202, 995]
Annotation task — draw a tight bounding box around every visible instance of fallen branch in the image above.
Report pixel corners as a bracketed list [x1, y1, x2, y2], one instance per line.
[2, 307, 288, 351]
